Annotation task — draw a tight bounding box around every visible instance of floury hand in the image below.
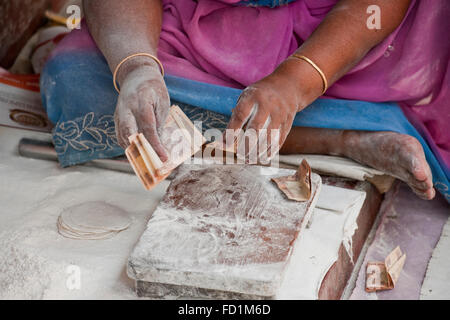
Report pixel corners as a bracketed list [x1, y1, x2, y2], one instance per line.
[114, 63, 170, 162]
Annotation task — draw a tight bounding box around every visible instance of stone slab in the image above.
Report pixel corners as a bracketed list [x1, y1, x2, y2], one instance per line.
[128, 164, 321, 299]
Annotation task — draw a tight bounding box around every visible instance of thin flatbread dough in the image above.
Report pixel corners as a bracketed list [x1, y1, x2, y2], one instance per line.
[61, 202, 131, 231]
[58, 223, 117, 240]
[57, 201, 132, 240]
[58, 216, 115, 237]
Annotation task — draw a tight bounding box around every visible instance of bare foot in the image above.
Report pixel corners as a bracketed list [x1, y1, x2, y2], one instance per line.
[281, 127, 435, 200]
[342, 131, 435, 200]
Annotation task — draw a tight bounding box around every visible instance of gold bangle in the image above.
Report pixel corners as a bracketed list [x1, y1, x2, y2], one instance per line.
[113, 53, 165, 93]
[291, 54, 328, 95]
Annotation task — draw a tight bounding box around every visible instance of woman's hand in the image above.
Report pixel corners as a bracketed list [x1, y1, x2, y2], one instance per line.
[226, 67, 304, 162]
[114, 63, 170, 162]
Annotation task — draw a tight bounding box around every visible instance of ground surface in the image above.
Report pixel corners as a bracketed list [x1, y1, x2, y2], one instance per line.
[0, 126, 448, 299]
[0, 127, 168, 299]
[349, 182, 449, 299]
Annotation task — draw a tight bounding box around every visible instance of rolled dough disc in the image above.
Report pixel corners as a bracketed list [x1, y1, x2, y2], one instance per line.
[57, 216, 116, 240]
[57, 201, 132, 240]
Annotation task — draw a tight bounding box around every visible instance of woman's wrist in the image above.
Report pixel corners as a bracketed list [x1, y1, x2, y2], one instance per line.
[273, 57, 326, 111]
[116, 55, 162, 87]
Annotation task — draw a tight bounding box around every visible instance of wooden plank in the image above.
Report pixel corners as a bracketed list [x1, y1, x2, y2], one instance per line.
[318, 176, 382, 300]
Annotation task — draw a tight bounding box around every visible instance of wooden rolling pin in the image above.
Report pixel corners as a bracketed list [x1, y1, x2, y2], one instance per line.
[18, 137, 134, 173]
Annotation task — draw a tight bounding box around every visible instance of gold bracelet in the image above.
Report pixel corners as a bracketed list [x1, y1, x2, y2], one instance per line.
[113, 53, 165, 93]
[291, 54, 328, 95]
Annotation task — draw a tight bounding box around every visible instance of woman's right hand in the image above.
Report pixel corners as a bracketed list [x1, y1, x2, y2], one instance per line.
[114, 62, 170, 162]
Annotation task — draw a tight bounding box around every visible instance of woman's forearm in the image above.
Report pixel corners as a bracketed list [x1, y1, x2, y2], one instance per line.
[84, 0, 171, 157]
[83, 0, 163, 85]
[279, 0, 412, 108]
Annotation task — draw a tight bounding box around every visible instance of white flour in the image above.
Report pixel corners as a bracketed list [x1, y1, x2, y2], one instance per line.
[0, 126, 364, 300]
[0, 127, 169, 299]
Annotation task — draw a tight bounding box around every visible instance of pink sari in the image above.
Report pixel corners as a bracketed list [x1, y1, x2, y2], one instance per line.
[157, 0, 450, 172]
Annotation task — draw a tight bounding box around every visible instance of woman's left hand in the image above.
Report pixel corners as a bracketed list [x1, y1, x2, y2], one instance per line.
[225, 69, 302, 162]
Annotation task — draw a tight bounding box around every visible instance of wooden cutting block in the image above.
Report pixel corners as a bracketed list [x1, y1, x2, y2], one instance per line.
[127, 164, 322, 299]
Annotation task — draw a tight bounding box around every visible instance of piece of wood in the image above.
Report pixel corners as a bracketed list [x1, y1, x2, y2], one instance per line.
[127, 164, 322, 299]
[318, 176, 382, 300]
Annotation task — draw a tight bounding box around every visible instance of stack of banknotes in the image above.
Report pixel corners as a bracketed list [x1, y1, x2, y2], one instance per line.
[125, 105, 206, 190]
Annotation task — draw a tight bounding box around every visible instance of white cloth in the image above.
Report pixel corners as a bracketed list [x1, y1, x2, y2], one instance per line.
[277, 185, 366, 299]
[279, 154, 384, 181]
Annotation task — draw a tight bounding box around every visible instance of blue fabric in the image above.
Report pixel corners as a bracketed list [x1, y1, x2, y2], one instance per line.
[237, 0, 296, 8]
[40, 51, 230, 166]
[41, 51, 450, 202]
[166, 75, 450, 202]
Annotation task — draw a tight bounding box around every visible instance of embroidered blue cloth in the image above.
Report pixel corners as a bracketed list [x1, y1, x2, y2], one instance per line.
[40, 45, 450, 202]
